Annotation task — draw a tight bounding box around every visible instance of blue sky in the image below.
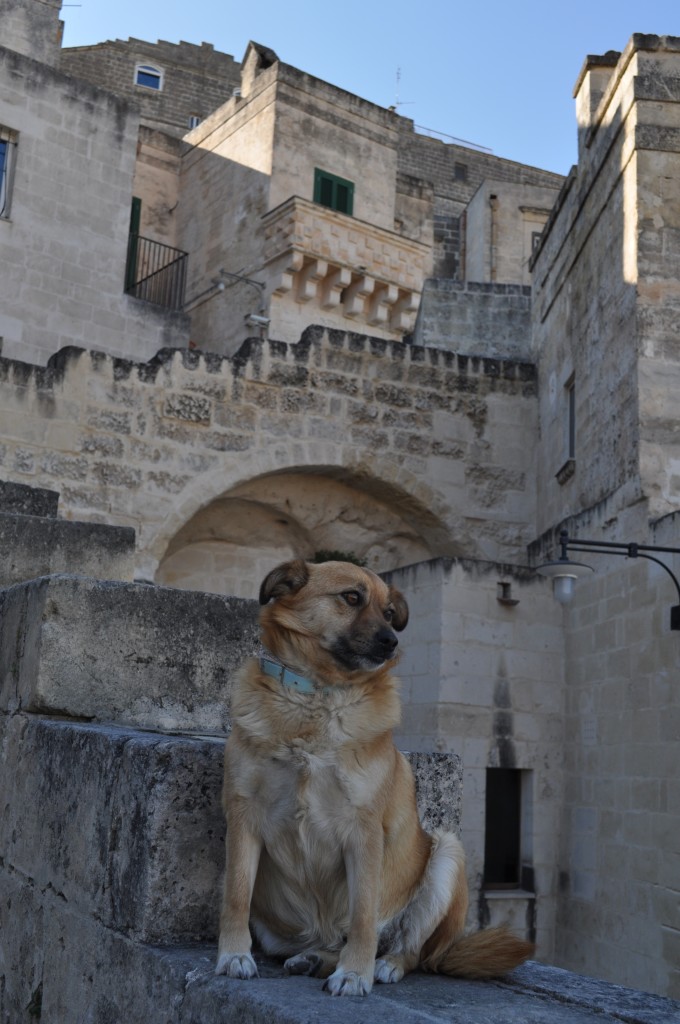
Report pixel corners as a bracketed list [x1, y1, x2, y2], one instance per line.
[61, 1, 679, 176]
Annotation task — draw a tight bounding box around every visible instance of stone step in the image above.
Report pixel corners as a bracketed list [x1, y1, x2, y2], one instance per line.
[3, 922, 679, 1024]
[0, 478, 59, 517]
[0, 511, 136, 587]
[0, 573, 260, 731]
[0, 716, 463, 947]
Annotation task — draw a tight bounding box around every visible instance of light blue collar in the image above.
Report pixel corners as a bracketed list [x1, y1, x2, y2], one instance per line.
[260, 656, 321, 694]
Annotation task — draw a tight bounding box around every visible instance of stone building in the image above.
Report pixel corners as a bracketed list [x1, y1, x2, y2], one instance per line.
[56, 19, 563, 358]
[0, 0, 678, 1003]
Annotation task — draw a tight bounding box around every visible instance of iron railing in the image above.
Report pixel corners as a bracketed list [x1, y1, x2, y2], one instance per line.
[124, 234, 188, 311]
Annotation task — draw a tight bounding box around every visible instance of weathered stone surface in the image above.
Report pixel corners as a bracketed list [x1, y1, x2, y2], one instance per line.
[0, 478, 59, 517]
[412, 280, 534, 361]
[3, 886, 679, 1024]
[409, 751, 463, 834]
[0, 716, 462, 948]
[0, 575, 260, 731]
[0, 715, 225, 944]
[2, 713, 677, 1022]
[0, 512, 136, 587]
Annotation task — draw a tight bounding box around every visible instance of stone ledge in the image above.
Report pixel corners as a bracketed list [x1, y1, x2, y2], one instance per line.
[0, 574, 260, 731]
[4, 905, 679, 1024]
[0, 478, 59, 517]
[0, 512, 136, 587]
[0, 716, 463, 945]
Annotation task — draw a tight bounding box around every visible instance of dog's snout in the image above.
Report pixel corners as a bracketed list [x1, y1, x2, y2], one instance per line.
[375, 627, 398, 655]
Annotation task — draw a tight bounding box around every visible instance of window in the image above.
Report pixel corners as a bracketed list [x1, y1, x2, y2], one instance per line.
[484, 768, 533, 890]
[556, 374, 576, 484]
[0, 127, 17, 219]
[188, 114, 201, 129]
[135, 64, 163, 90]
[566, 374, 576, 460]
[454, 162, 468, 182]
[313, 169, 354, 216]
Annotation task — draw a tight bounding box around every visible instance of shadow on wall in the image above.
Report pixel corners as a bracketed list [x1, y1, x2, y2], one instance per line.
[155, 468, 449, 598]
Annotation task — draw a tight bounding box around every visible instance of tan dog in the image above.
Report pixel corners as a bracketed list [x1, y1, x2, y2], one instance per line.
[216, 559, 533, 996]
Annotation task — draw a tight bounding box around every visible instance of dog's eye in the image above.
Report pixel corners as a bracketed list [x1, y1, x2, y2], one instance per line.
[342, 590, 362, 607]
[384, 607, 394, 622]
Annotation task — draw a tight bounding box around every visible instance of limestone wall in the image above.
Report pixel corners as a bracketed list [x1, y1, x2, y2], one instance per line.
[387, 557, 565, 963]
[60, 37, 241, 138]
[0, 46, 190, 365]
[412, 280, 533, 361]
[0, 327, 538, 589]
[552, 507, 680, 998]
[396, 123, 564, 280]
[531, 53, 639, 536]
[465, 179, 560, 285]
[178, 62, 275, 354]
[2, 0, 63, 65]
[529, 35, 680, 998]
[131, 127, 183, 248]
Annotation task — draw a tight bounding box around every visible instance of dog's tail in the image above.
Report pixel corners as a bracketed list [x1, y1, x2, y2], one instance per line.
[421, 926, 534, 980]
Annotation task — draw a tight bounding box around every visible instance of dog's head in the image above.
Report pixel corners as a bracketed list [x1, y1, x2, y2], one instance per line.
[259, 559, 409, 676]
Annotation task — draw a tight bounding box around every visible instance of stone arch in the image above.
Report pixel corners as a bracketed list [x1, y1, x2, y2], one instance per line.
[147, 455, 466, 600]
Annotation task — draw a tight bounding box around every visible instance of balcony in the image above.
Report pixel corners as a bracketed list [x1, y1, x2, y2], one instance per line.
[261, 197, 431, 334]
[125, 234, 188, 312]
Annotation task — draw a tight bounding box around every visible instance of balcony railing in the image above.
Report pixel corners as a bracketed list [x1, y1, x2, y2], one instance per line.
[125, 234, 188, 311]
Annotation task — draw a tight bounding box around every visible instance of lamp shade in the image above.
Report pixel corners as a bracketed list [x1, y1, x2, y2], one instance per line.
[535, 557, 594, 605]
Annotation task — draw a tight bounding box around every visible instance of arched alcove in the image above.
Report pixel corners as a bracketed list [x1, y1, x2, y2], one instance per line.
[155, 468, 454, 599]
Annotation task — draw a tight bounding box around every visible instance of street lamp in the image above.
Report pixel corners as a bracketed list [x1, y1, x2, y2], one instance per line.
[535, 529, 680, 630]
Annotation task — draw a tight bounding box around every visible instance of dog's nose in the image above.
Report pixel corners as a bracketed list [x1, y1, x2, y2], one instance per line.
[376, 628, 398, 655]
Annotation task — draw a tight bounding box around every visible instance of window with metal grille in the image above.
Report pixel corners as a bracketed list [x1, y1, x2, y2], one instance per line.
[313, 169, 354, 216]
[135, 64, 163, 90]
[0, 128, 17, 219]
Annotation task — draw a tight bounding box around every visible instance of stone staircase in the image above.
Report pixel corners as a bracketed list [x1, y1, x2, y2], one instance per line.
[1, 481, 679, 1023]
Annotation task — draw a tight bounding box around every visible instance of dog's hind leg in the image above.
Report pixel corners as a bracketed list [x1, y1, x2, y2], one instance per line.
[375, 831, 467, 985]
[284, 950, 339, 979]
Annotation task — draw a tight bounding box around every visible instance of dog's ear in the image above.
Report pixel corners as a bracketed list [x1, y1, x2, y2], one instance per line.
[388, 585, 409, 631]
[259, 559, 310, 605]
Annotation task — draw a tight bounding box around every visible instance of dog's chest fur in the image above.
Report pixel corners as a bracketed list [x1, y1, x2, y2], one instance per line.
[228, 669, 397, 854]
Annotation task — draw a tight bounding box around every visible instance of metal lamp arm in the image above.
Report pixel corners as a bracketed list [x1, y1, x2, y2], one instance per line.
[560, 530, 680, 630]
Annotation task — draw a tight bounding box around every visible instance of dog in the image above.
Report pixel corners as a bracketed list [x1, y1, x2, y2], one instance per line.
[215, 559, 533, 996]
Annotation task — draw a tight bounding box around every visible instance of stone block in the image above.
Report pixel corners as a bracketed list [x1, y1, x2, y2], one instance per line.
[0, 714, 224, 944]
[0, 512, 135, 587]
[0, 574, 260, 732]
[0, 716, 463, 950]
[0, 478, 59, 517]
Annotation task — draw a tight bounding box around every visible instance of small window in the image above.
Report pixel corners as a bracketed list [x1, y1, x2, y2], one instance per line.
[531, 230, 543, 255]
[555, 374, 576, 484]
[0, 128, 17, 219]
[454, 162, 468, 182]
[135, 64, 163, 90]
[188, 114, 201, 129]
[566, 375, 576, 460]
[314, 169, 354, 216]
[484, 768, 533, 890]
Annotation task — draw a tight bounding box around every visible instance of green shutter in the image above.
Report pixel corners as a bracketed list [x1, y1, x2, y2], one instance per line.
[125, 197, 142, 292]
[313, 169, 354, 216]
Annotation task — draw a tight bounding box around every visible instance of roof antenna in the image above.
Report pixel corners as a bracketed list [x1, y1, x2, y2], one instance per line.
[389, 67, 415, 112]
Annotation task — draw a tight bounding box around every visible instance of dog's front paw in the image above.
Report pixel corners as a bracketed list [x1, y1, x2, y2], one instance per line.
[215, 952, 258, 979]
[323, 968, 372, 997]
[374, 957, 404, 984]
